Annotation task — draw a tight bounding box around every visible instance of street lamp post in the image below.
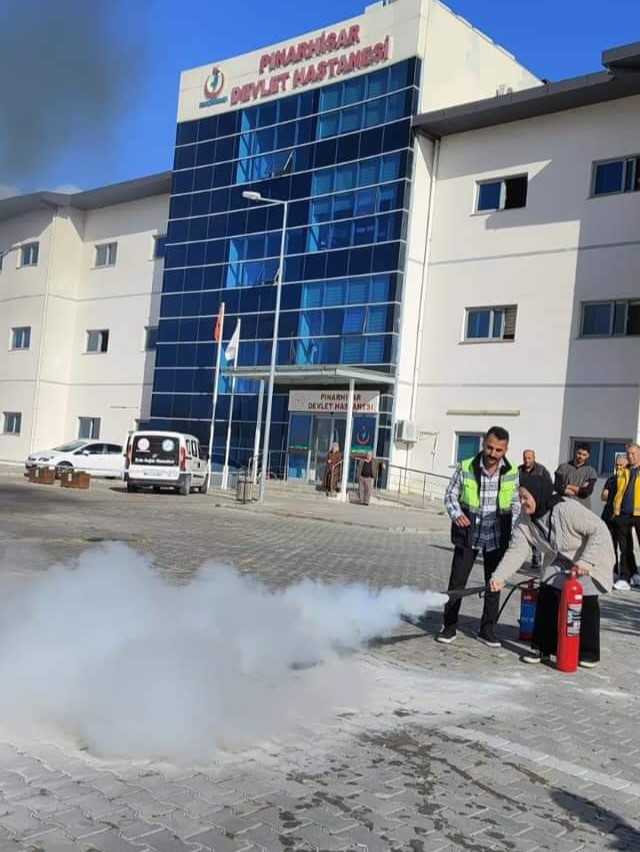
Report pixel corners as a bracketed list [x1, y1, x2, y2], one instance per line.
[242, 190, 288, 503]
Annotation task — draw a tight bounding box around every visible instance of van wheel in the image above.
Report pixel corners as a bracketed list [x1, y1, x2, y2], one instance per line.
[199, 475, 209, 493]
[178, 476, 191, 496]
[127, 482, 137, 493]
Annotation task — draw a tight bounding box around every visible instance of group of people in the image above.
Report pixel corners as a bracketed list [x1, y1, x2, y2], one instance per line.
[323, 445, 383, 506]
[436, 426, 640, 669]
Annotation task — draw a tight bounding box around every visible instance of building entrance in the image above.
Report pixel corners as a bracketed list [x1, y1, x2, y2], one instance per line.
[287, 414, 346, 483]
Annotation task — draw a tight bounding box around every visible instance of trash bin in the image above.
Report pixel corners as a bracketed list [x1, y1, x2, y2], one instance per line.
[235, 470, 253, 503]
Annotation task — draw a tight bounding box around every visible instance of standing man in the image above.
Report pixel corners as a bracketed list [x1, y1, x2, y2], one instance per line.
[518, 449, 552, 569]
[611, 443, 640, 590]
[554, 443, 598, 507]
[519, 449, 551, 484]
[356, 452, 383, 506]
[438, 426, 520, 647]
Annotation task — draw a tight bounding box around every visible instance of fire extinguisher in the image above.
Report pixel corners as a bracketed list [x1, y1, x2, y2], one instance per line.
[556, 568, 584, 673]
[519, 580, 538, 641]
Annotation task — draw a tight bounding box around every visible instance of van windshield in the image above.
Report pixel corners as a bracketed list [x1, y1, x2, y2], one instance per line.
[132, 435, 180, 467]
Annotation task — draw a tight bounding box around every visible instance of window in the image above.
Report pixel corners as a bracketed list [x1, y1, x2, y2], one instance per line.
[592, 156, 640, 196]
[20, 242, 39, 267]
[581, 300, 640, 337]
[456, 433, 482, 463]
[11, 326, 31, 350]
[153, 235, 167, 260]
[476, 176, 528, 212]
[465, 306, 517, 341]
[94, 242, 117, 267]
[570, 438, 630, 475]
[3, 412, 21, 435]
[78, 417, 101, 440]
[145, 326, 158, 350]
[0, 252, 3, 272]
[86, 329, 109, 353]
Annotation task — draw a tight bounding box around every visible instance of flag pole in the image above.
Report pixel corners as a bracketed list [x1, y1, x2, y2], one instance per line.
[222, 374, 236, 490]
[207, 302, 224, 492]
[221, 317, 241, 490]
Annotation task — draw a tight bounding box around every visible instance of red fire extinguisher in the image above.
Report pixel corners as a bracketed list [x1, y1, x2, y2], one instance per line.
[519, 580, 538, 641]
[556, 568, 584, 673]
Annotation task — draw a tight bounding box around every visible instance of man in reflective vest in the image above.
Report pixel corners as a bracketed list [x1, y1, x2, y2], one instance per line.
[611, 442, 640, 589]
[438, 426, 520, 647]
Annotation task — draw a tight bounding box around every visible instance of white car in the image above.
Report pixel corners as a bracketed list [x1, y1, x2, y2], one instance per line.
[25, 440, 123, 478]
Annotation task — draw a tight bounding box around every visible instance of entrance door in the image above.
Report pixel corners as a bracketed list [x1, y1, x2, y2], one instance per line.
[309, 416, 346, 483]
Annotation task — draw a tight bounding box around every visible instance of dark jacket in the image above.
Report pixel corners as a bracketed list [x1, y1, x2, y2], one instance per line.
[518, 462, 552, 486]
[451, 453, 517, 551]
[356, 457, 382, 481]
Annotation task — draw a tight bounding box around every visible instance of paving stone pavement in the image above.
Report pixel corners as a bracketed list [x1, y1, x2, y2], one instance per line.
[0, 474, 639, 851]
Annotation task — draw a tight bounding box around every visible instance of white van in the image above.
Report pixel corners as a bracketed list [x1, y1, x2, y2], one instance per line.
[124, 431, 209, 495]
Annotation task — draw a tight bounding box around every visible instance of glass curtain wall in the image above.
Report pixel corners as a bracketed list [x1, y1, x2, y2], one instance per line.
[149, 58, 420, 466]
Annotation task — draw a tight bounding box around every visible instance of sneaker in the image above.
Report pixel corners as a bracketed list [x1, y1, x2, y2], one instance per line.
[579, 660, 598, 669]
[630, 575, 640, 588]
[520, 650, 551, 665]
[613, 579, 631, 591]
[477, 626, 501, 648]
[436, 625, 457, 644]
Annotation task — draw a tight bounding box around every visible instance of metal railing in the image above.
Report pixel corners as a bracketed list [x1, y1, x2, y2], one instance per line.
[383, 463, 449, 508]
[239, 452, 449, 508]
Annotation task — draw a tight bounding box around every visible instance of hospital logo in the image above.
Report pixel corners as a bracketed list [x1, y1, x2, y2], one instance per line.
[200, 66, 228, 108]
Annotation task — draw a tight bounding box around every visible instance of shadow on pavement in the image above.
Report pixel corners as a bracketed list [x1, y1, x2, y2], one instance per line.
[600, 595, 640, 637]
[550, 789, 640, 850]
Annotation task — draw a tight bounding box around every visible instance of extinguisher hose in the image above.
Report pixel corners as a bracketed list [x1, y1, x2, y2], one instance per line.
[497, 578, 539, 623]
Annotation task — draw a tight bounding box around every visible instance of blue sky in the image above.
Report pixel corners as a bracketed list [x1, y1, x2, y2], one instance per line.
[5, 0, 639, 196]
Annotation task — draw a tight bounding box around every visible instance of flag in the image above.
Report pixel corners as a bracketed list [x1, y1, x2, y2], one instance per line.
[214, 303, 225, 342]
[225, 319, 241, 364]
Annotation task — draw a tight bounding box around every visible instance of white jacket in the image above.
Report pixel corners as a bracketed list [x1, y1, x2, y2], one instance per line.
[490, 498, 613, 594]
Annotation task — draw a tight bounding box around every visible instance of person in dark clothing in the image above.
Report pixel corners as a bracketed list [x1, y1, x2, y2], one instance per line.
[356, 452, 383, 505]
[600, 454, 628, 579]
[611, 443, 640, 589]
[554, 444, 598, 506]
[518, 449, 552, 569]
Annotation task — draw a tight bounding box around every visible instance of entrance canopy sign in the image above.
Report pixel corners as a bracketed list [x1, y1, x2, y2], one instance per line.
[288, 389, 379, 414]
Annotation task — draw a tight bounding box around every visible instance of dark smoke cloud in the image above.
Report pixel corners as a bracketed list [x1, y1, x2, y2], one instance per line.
[0, 0, 146, 183]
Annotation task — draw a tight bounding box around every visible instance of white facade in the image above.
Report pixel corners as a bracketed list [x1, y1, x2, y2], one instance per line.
[0, 177, 169, 463]
[399, 90, 640, 479]
[178, 0, 537, 122]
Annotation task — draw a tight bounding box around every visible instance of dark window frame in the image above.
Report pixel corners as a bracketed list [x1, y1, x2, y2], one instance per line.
[475, 175, 528, 213]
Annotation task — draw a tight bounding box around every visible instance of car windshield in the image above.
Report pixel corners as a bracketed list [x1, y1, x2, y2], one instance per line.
[52, 441, 86, 452]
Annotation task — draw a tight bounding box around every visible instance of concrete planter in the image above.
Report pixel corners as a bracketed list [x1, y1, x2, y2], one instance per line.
[32, 467, 56, 485]
[60, 470, 91, 489]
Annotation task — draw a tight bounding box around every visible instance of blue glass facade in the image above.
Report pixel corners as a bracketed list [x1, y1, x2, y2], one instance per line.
[149, 58, 419, 466]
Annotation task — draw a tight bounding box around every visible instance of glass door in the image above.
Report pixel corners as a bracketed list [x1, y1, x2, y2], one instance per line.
[309, 416, 346, 483]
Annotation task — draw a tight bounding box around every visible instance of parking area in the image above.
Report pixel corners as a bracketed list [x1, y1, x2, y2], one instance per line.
[0, 474, 639, 851]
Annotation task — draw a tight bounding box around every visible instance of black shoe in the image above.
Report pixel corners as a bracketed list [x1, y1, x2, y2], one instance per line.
[521, 650, 551, 664]
[477, 626, 501, 648]
[436, 625, 457, 644]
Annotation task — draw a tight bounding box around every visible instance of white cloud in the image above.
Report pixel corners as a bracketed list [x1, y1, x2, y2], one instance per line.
[51, 183, 81, 195]
[0, 183, 21, 200]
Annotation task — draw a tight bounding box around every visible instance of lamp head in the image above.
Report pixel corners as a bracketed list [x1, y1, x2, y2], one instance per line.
[242, 191, 262, 201]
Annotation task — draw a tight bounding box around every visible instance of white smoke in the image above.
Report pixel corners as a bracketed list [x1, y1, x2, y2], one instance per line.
[0, 543, 446, 763]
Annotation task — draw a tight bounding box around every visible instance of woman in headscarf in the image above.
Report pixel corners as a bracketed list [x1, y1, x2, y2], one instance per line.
[489, 473, 613, 668]
[323, 442, 343, 496]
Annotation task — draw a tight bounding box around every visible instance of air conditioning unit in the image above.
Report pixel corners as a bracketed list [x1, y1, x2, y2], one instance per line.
[395, 420, 418, 443]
